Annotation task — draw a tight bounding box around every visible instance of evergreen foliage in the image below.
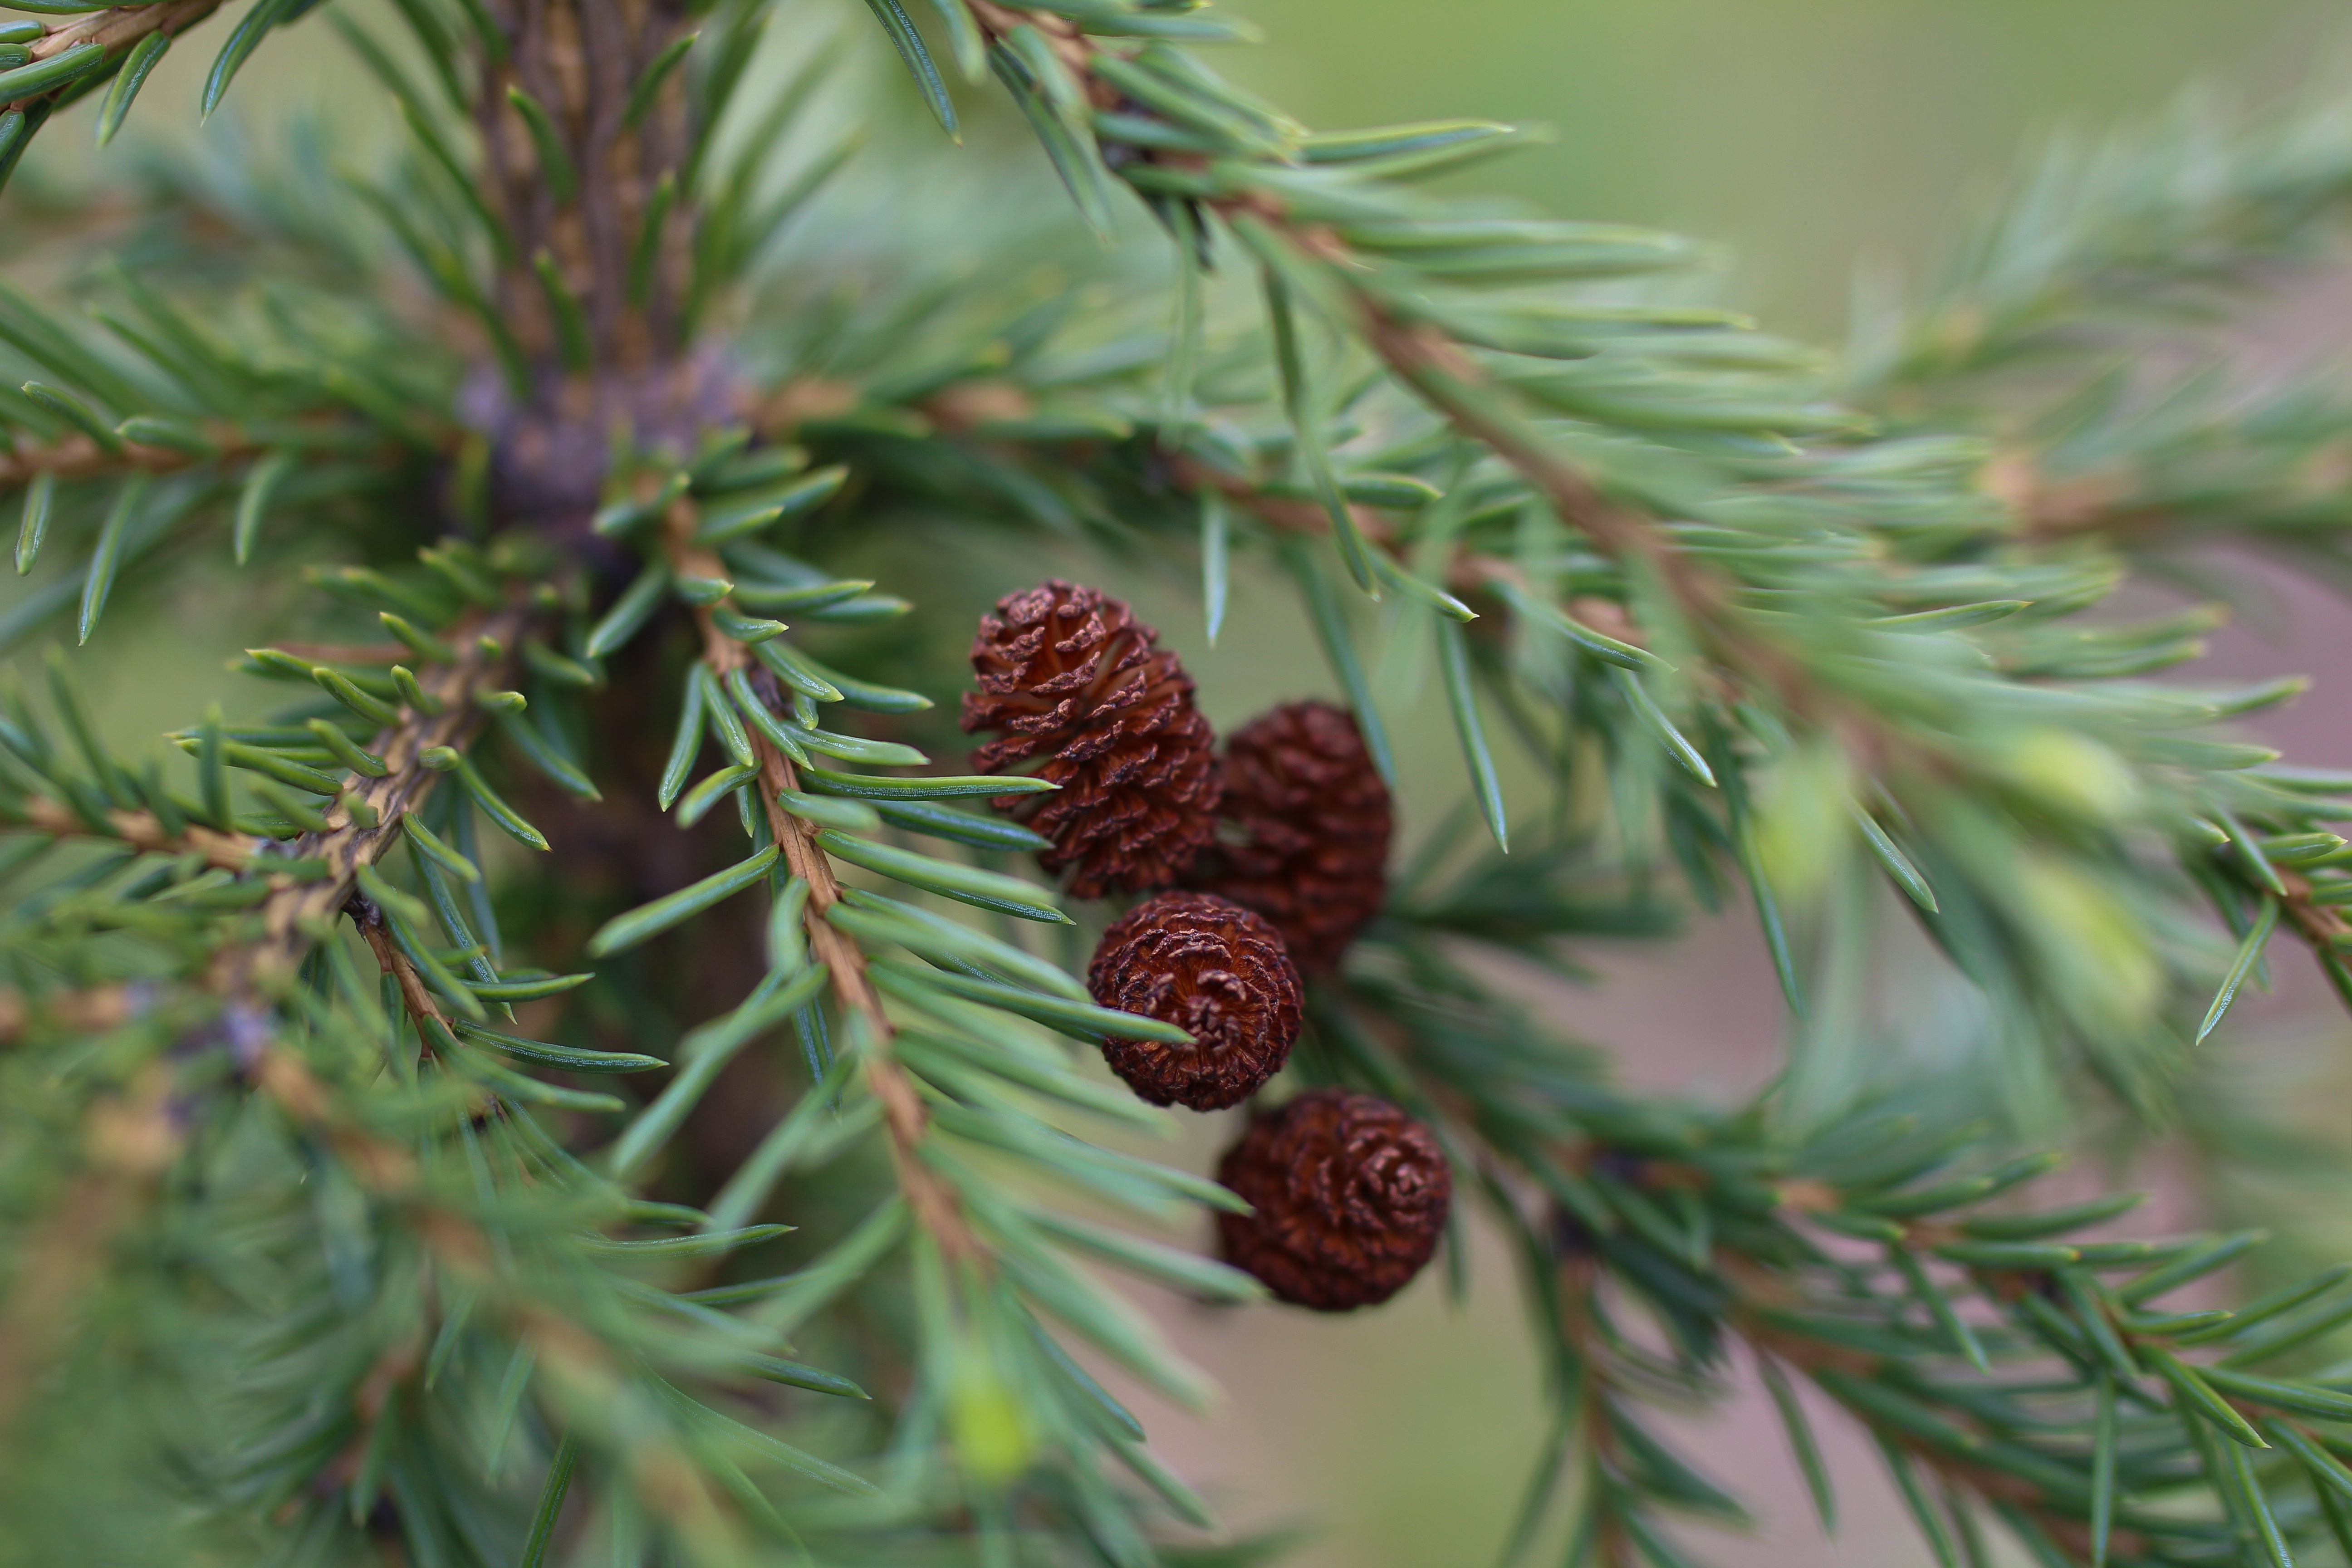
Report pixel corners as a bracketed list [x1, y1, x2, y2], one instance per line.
[6, 2, 2352, 1564]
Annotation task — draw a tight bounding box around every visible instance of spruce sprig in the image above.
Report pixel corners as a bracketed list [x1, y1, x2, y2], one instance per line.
[6, 0, 2352, 1562]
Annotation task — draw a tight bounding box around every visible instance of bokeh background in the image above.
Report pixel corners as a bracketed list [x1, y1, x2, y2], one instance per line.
[17, 0, 2352, 1562]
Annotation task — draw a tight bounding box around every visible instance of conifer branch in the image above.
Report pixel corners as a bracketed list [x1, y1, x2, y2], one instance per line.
[219, 953, 760, 1558]
[0, 0, 221, 116]
[19, 0, 2352, 1561]
[219, 602, 534, 992]
[0, 431, 241, 489]
[845, 1, 1847, 741]
[661, 500, 975, 1256]
[1324, 911, 2352, 1562]
[228, 611, 524, 968]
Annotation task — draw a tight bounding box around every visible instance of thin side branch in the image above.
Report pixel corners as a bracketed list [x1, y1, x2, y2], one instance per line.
[19, 794, 262, 870]
[661, 502, 975, 1255]
[0, 421, 403, 490]
[216, 603, 533, 995]
[354, 897, 448, 1047]
[0, 433, 236, 489]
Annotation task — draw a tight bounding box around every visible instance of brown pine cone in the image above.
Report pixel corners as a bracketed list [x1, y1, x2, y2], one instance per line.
[1186, 700, 1391, 973]
[1216, 1089, 1451, 1311]
[1087, 892, 1302, 1111]
[961, 580, 1219, 899]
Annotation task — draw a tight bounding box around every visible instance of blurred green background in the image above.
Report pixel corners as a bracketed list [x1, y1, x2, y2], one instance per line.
[15, 0, 2352, 1562]
[1225, 0, 2343, 338]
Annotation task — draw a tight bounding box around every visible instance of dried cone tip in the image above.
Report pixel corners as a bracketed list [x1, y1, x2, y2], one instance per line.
[1217, 1088, 1451, 1311]
[962, 579, 1219, 899]
[1087, 892, 1302, 1112]
[1187, 699, 1391, 973]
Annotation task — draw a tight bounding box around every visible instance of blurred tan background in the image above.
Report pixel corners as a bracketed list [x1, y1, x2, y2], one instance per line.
[22, 0, 2352, 1563]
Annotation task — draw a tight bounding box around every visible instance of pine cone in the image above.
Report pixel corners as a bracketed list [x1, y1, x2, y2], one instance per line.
[1215, 1089, 1451, 1311]
[1087, 892, 1302, 1111]
[1186, 700, 1392, 973]
[962, 580, 1220, 899]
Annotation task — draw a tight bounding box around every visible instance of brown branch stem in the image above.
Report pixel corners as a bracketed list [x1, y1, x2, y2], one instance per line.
[355, 900, 448, 1044]
[0, 422, 421, 493]
[661, 504, 974, 1255]
[0, 432, 235, 490]
[475, 0, 698, 371]
[2279, 868, 2349, 954]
